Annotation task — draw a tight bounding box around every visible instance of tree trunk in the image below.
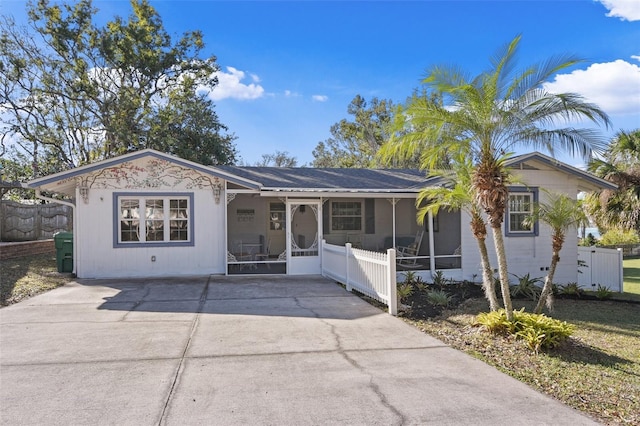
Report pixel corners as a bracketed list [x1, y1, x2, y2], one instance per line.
[477, 236, 499, 311]
[535, 231, 563, 313]
[492, 225, 513, 320]
[535, 254, 558, 313]
[470, 210, 498, 310]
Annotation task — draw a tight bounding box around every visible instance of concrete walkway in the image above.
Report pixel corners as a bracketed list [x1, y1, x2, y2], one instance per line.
[1, 275, 597, 425]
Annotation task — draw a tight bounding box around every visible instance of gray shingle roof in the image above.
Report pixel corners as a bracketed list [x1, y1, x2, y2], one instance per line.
[217, 166, 430, 192]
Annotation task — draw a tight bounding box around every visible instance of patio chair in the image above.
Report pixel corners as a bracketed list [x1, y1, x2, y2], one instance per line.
[229, 240, 255, 271]
[396, 230, 424, 268]
[254, 238, 271, 268]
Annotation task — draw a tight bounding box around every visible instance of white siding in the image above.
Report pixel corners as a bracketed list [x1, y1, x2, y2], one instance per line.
[460, 167, 581, 285]
[72, 154, 228, 279]
[76, 188, 224, 278]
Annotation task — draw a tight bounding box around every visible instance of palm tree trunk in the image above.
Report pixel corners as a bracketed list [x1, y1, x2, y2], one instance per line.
[535, 255, 558, 313]
[477, 236, 499, 311]
[470, 210, 499, 310]
[492, 225, 513, 320]
[536, 231, 563, 313]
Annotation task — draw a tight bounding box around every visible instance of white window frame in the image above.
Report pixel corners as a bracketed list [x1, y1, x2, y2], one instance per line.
[505, 188, 538, 237]
[113, 192, 195, 247]
[331, 201, 362, 231]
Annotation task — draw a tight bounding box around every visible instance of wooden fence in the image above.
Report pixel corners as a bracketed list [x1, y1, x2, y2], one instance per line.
[321, 240, 397, 315]
[0, 200, 72, 242]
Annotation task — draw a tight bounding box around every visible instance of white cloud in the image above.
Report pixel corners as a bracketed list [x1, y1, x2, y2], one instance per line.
[206, 66, 264, 101]
[596, 0, 640, 21]
[284, 90, 300, 98]
[543, 59, 640, 115]
[312, 95, 328, 102]
[632, 55, 640, 62]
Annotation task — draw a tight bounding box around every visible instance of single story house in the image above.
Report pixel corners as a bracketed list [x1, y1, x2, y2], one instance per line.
[27, 149, 616, 284]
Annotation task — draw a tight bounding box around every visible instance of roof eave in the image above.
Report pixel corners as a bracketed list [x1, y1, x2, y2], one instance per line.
[507, 152, 618, 192]
[27, 149, 262, 190]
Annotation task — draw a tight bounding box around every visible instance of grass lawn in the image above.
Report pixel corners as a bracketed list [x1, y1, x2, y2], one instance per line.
[624, 257, 640, 295]
[0, 253, 72, 306]
[406, 297, 640, 425]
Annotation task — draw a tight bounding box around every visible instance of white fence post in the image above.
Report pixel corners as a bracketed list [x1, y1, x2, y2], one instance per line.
[617, 248, 624, 293]
[387, 248, 397, 316]
[345, 242, 352, 292]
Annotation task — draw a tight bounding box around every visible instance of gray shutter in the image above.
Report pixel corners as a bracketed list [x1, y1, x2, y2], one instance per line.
[365, 199, 375, 234]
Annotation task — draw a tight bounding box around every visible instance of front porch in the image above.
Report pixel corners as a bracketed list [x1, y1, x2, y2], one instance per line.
[225, 192, 462, 277]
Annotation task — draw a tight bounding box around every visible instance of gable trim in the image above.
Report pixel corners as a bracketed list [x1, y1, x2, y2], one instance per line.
[506, 152, 617, 191]
[27, 149, 261, 190]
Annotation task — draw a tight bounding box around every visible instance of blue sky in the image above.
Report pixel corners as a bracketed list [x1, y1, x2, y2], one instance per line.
[4, 0, 640, 167]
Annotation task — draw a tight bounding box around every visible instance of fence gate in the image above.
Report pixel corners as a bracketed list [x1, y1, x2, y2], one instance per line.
[577, 246, 623, 292]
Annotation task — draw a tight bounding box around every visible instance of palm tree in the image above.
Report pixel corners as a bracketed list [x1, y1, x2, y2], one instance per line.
[416, 153, 500, 311]
[528, 192, 587, 313]
[382, 35, 610, 320]
[587, 130, 640, 233]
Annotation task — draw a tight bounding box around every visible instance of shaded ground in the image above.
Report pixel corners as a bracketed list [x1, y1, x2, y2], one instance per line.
[1, 276, 595, 426]
[0, 253, 72, 306]
[399, 281, 486, 320]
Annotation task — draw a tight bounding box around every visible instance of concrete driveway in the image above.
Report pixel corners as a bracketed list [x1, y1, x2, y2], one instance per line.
[1, 275, 596, 425]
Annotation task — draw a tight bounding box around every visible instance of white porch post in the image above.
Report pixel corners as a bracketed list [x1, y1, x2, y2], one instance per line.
[387, 248, 397, 316]
[392, 198, 396, 247]
[224, 187, 230, 276]
[428, 210, 436, 273]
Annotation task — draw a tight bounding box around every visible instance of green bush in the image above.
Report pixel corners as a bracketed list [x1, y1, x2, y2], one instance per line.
[476, 310, 518, 334]
[397, 282, 413, 302]
[559, 282, 583, 297]
[402, 271, 428, 291]
[510, 273, 542, 301]
[578, 233, 598, 247]
[598, 228, 640, 246]
[401, 271, 418, 284]
[595, 284, 613, 300]
[431, 270, 447, 288]
[426, 289, 452, 307]
[476, 309, 575, 353]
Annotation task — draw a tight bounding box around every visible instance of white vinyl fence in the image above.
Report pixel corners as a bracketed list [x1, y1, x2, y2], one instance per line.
[321, 240, 397, 315]
[577, 246, 624, 292]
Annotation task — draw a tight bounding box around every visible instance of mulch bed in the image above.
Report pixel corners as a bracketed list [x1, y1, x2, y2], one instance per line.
[399, 281, 486, 320]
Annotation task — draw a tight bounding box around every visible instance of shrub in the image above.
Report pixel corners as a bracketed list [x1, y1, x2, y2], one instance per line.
[426, 289, 452, 307]
[598, 228, 640, 246]
[402, 271, 417, 284]
[595, 284, 612, 300]
[559, 282, 583, 297]
[414, 281, 429, 292]
[432, 270, 451, 288]
[475, 308, 575, 353]
[397, 282, 413, 302]
[578, 233, 598, 247]
[510, 273, 542, 301]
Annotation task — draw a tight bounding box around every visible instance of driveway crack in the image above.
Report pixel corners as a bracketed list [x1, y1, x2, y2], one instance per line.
[293, 297, 407, 425]
[156, 276, 211, 426]
[120, 283, 152, 321]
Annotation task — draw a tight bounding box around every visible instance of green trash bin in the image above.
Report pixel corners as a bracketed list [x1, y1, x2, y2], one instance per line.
[54, 232, 74, 273]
